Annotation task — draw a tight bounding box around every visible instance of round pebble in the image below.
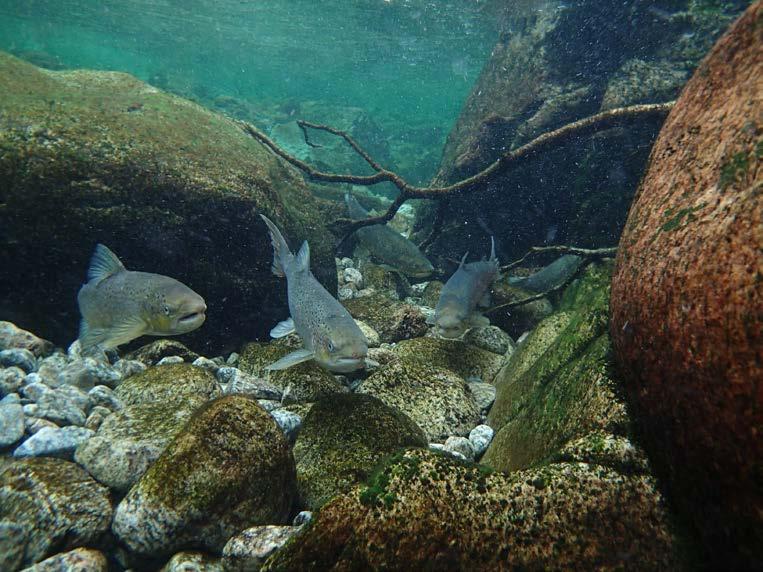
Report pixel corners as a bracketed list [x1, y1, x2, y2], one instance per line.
[0, 349, 36, 373]
[468, 424, 494, 456]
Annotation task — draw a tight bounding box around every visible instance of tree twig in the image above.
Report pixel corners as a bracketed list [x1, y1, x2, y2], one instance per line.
[240, 102, 674, 241]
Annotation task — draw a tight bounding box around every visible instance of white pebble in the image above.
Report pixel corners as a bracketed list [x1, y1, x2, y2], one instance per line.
[156, 356, 184, 366]
[343, 268, 363, 288]
[444, 436, 476, 462]
[469, 424, 494, 456]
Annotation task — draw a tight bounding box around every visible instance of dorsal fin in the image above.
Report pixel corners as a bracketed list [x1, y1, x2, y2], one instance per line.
[87, 244, 126, 283]
[489, 236, 496, 262]
[295, 240, 310, 272]
[458, 251, 469, 269]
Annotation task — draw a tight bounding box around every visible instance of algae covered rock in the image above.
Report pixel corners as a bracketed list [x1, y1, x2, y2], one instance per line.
[0, 457, 112, 569]
[293, 393, 427, 509]
[21, 548, 108, 572]
[114, 363, 221, 406]
[126, 340, 200, 366]
[222, 525, 303, 572]
[487, 279, 553, 338]
[238, 339, 346, 404]
[112, 395, 296, 558]
[484, 262, 627, 472]
[358, 360, 480, 442]
[0, 52, 337, 353]
[343, 292, 427, 343]
[74, 395, 209, 493]
[393, 337, 504, 384]
[160, 551, 222, 572]
[263, 449, 684, 571]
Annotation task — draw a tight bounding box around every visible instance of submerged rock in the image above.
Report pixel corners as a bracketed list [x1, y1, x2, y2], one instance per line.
[20, 547, 108, 572]
[610, 6, 763, 567]
[13, 426, 93, 460]
[293, 394, 427, 509]
[263, 449, 684, 571]
[112, 395, 296, 558]
[0, 401, 25, 449]
[160, 551, 222, 572]
[0, 322, 53, 357]
[343, 292, 428, 343]
[0, 458, 112, 569]
[393, 337, 504, 384]
[114, 363, 221, 407]
[0, 52, 337, 354]
[222, 525, 303, 572]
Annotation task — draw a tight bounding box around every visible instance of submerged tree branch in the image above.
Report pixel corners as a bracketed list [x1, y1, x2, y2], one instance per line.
[240, 102, 674, 241]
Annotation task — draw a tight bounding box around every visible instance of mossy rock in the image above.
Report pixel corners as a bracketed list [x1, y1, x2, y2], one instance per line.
[112, 395, 296, 558]
[74, 395, 209, 493]
[114, 363, 221, 407]
[0, 52, 337, 353]
[293, 393, 427, 510]
[358, 262, 411, 299]
[0, 458, 113, 569]
[488, 279, 553, 338]
[126, 340, 199, 366]
[357, 359, 480, 442]
[160, 551, 222, 572]
[484, 263, 628, 472]
[551, 430, 651, 475]
[393, 337, 504, 384]
[419, 280, 443, 308]
[238, 338, 346, 404]
[343, 292, 427, 343]
[263, 448, 686, 571]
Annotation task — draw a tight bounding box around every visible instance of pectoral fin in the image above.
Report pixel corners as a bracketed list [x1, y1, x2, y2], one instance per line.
[265, 349, 314, 371]
[270, 318, 296, 338]
[79, 315, 146, 351]
[467, 313, 491, 329]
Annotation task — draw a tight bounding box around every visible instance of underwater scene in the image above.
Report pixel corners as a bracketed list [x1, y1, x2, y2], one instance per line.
[0, 0, 760, 570]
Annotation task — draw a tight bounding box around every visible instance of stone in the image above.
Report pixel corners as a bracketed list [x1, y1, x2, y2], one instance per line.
[0, 367, 25, 396]
[553, 431, 651, 475]
[342, 267, 363, 288]
[238, 340, 346, 404]
[466, 382, 496, 412]
[36, 354, 68, 386]
[462, 325, 514, 356]
[127, 340, 200, 366]
[157, 356, 185, 366]
[609, 6, 762, 567]
[20, 547, 108, 571]
[444, 436, 476, 462]
[293, 394, 426, 509]
[358, 359, 481, 442]
[292, 511, 312, 527]
[221, 368, 282, 400]
[112, 395, 296, 558]
[393, 337, 504, 384]
[0, 520, 28, 572]
[114, 363, 221, 407]
[357, 263, 412, 300]
[0, 322, 53, 357]
[343, 292, 427, 343]
[337, 287, 354, 301]
[486, 280, 553, 338]
[160, 551, 222, 572]
[0, 349, 36, 373]
[222, 525, 302, 572]
[354, 320, 380, 348]
[53, 385, 90, 413]
[264, 449, 684, 571]
[87, 385, 123, 411]
[13, 426, 94, 459]
[0, 402, 25, 449]
[160, 552, 221, 572]
[30, 387, 88, 427]
[0, 458, 112, 569]
[485, 263, 628, 473]
[270, 410, 301, 442]
[24, 418, 58, 435]
[192, 356, 220, 372]
[74, 395, 209, 493]
[113, 359, 147, 380]
[468, 425, 494, 457]
[56, 358, 121, 391]
[1, 393, 20, 405]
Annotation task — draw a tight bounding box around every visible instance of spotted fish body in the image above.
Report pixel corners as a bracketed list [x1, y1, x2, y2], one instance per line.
[77, 244, 207, 352]
[345, 193, 434, 278]
[433, 239, 499, 338]
[260, 215, 368, 373]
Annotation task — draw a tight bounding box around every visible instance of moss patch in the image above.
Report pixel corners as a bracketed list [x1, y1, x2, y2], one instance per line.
[114, 363, 221, 406]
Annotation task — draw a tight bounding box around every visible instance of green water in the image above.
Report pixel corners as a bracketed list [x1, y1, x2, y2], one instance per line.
[0, 0, 498, 184]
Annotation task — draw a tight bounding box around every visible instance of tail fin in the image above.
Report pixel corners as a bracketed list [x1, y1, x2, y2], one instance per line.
[260, 214, 294, 277]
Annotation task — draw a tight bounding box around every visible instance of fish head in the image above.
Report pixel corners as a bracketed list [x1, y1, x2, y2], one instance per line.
[313, 315, 368, 373]
[433, 304, 467, 339]
[146, 279, 207, 335]
[404, 257, 435, 279]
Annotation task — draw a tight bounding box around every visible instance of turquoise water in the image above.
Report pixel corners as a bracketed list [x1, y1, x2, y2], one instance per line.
[0, 0, 498, 183]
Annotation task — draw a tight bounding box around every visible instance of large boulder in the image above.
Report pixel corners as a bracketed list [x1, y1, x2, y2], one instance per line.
[484, 262, 628, 472]
[293, 393, 427, 509]
[263, 449, 684, 571]
[114, 363, 221, 406]
[0, 52, 337, 354]
[415, 1, 748, 265]
[610, 5, 762, 569]
[0, 458, 113, 570]
[112, 395, 296, 559]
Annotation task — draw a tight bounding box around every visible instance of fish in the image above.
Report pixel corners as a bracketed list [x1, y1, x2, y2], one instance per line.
[432, 238, 499, 338]
[77, 244, 206, 352]
[260, 214, 368, 373]
[509, 254, 583, 293]
[345, 193, 434, 279]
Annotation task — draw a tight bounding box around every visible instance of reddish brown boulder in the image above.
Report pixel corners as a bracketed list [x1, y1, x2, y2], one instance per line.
[610, 4, 762, 569]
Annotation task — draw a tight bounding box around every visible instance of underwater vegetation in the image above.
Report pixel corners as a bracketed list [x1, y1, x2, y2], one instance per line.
[0, 1, 759, 571]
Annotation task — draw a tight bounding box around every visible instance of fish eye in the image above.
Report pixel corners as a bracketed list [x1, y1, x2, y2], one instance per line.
[327, 340, 335, 353]
[163, 304, 170, 316]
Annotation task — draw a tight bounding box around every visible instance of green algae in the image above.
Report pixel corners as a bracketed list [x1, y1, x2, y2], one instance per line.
[114, 363, 220, 407]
